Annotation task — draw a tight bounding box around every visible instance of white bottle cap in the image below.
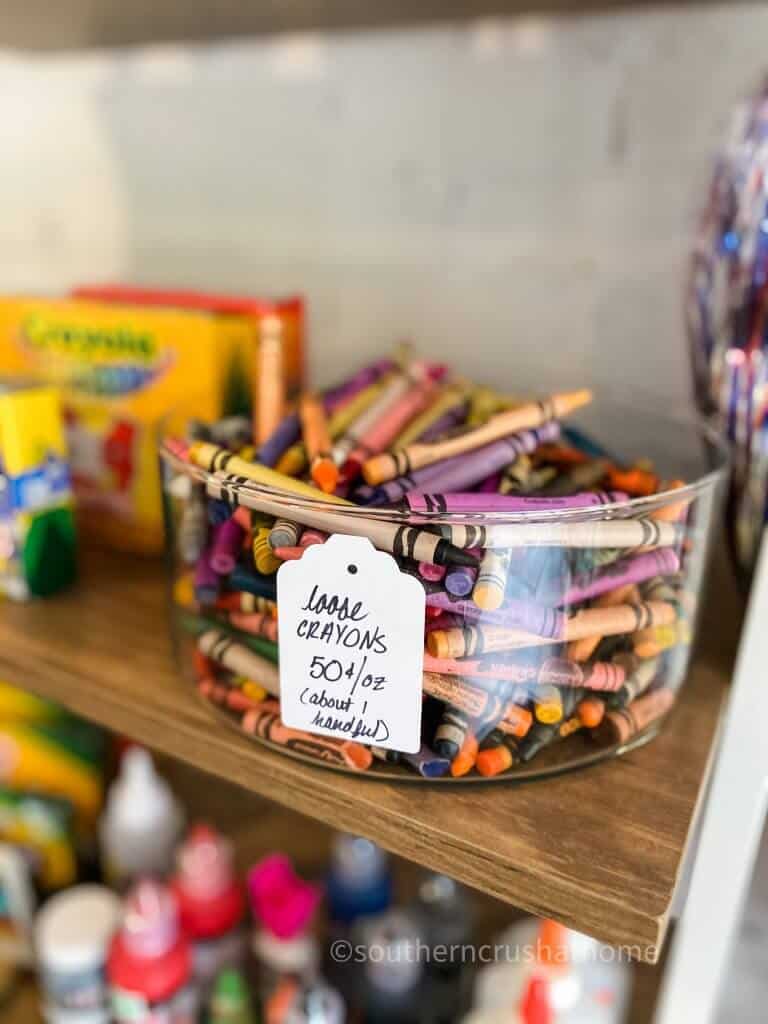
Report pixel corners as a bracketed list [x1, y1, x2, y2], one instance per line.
[36, 885, 121, 972]
[103, 748, 178, 833]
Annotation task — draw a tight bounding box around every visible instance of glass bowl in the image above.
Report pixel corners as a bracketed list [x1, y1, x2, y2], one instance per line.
[160, 404, 726, 784]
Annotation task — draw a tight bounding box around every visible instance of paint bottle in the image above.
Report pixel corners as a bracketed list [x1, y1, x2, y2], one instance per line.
[100, 747, 183, 887]
[248, 854, 321, 1005]
[417, 873, 473, 1024]
[326, 834, 392, 927]
[356, 909, 424, 1024]
[267, 976, 346, 1024]
[107, 879, 198, 1024]
[35, 884, 120, 1024]
[208, 968, 256, 1024]
[172, 824, 246, 995]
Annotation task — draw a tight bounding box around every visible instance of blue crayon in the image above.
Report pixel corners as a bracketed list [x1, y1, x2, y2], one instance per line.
[208, 498, 235, 526]
[403, 743, 451, 778]
[229, 563, 278, 601]
[258, 411, 301, 467]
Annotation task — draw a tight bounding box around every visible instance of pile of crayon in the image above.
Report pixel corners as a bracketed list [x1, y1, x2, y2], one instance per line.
[687, 76, 768, 582]
[162, 348, 711, 780]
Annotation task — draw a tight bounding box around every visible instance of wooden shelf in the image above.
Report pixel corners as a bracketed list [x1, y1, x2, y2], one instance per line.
[0, 549, 740, 963]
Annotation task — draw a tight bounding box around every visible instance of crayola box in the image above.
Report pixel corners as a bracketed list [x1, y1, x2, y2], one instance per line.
[0, 381, 76, 599]
[0, 297, 265, 554]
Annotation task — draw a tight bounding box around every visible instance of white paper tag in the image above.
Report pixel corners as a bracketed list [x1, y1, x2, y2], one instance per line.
[277, 534, 425, 753]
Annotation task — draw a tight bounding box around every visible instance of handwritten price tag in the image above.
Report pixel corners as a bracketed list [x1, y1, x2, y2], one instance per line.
[277, 534, 425, 753]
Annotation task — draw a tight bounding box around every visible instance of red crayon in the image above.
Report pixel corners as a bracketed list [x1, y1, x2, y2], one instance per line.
[241, 702, 372, 771]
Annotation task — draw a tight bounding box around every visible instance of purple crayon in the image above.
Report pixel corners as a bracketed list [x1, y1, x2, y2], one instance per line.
[258, 412, 301, 467]
[417, 404, 468, 442]
[322, 358, 395, 411]
[445, 564, 478, 598]
[559, 547, 681, 606]
[407, 489, 628, 514]
[363, 421, 561, 506]
[425, 591, 565, 639]
[209, 517, 245, 575]
[478, 472, 503, 493]
[194, 549, 219, 604]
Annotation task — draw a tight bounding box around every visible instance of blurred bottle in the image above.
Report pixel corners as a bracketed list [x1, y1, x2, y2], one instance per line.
[354, 909, 424, 1024]
[417, 873, 473, 1024]
[208, 968, 257, 1024]
[173, 824, 246, 997]
[100, 748, 183, 887]
[326, 835, 392, 929]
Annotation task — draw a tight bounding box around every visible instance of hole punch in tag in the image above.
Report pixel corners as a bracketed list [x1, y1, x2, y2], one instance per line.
[277, 534, 425, 754]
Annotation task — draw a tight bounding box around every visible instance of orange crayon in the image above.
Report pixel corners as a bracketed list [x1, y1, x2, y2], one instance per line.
[300, 392, 339, 494]
[450, 733, 479, 777]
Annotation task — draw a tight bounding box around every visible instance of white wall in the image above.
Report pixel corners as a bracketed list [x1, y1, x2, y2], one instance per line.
[0, 5, 766, 406]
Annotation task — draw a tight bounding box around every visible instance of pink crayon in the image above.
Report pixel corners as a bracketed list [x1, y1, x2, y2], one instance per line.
[418, 561, 446, 582]
[406, 490, 628, 514]
[425, 592, 565, 639]
[209, 517, 245, 575]
[559, 547, 681, 606]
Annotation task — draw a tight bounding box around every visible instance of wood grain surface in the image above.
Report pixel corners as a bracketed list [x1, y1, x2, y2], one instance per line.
[0, 548, 741, 961]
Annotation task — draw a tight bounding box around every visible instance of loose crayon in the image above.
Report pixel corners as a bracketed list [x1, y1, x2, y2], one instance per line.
[433, 707, 470, 759]
[607, 655, 660, 708]
[632, 620, 691, 658]
[450, 733, 479, 777]
[277, 379, 388, 477]
[436, 518, 681, 550]
[606, 466, 660, 497]
[210, 518, 246, 575]
[475, 730, 517, 777]
[407, 490, 627, 514]
[445, 563, 478, 598]
[253, 526, 282, 575]
[369, 746, 403, 766]
[300, 392, 339, 494]
[424, 613, 463, 633]
[269, 518, 303, 550]
[241, 701, 372, 771]
[478, 471, 503, 492]
[472, 547, 514, 611]
[207, 478, 479, 567]
[258, 411, 301, 467]
[341, 374, 435, 479]
[418, 561, 446, 583]
[497, 702, 533, 738]
[229, 564, 278, 601]
[179, 611, 279, 662]
[194, 550, 219, 604]
[189, 442, 347, 505]
[322, 357, 395, 410]
[517, 721, 560, 763]
[198, 630, 281, 696]
[534, 443, 590, 466]
[273, 545, 305, 561]
[422, 672, 496, 718]
[427, 600, 677, 657]
[228, 611, 279, 643]
[417, 404, 469, 442]
[299, 528, 328, 548]
[592, 688, 675, 746]
[533, 685, 564, 724]
[401, 743, 451, 778]
[215, 591, 277, 616]
[425, 592, 565, 639]
[576, 696, 605, 728]
[560, 547, 680, 606]
[178, 490, 208, 564]
[537, 459, 610, 498]
[361, 388, 592, 484]
[207, 497, 234, 526]
[558, 714, 584, 738]
[395, 386, 469, 447]
[198, 678, 268, 715]
[331, 372, 413, 468]
[566, 584, 639, 662]
[422, 652, 624, 691]
[241, 681, 269, 702]
[255, 314, 286, 445]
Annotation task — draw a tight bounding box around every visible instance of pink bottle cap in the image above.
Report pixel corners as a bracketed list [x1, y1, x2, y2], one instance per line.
[121, 879, 179, 958]
[247, 854, 320, 940]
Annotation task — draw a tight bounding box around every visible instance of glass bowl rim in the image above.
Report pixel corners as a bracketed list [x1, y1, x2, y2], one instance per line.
[159, 410, 729, 526]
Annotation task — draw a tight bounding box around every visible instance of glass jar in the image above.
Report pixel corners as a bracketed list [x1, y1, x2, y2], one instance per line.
[160, 405, 726, 783]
